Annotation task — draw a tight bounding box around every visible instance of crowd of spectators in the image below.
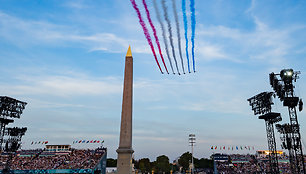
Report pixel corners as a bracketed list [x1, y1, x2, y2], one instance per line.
[0, 148, 104, 170]
[217, 161, 259, 173]
[216, 154, 293, 174]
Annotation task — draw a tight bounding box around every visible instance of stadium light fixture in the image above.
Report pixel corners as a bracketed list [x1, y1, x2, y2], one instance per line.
[247, 92, 274, 115]
[248, 92, 281, 174]
[269, 68, 305, 173]
[299, 99, 303, 112]
[3, 126, 27, 173]
[275, 123, 295, 172]
[0, 96, 27, 152]
[280, 69, 294, 82]
[189, 134, 195, 174]
[0, 96, 27, 119]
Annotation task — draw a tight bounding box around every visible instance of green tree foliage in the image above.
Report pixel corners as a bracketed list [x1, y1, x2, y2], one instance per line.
[178, 152, 213, 171]
[170, 163, 179, 173]
[151, 161, 157, 172]
[196, 158, 213, 169]
[156, 155, 171, 173]
[138, 158, 151, 173]
[106, 158, 117, 167]
[178, 152, 192, 171]
[133, 153, 213, 173]
[133, 158, 139, 169]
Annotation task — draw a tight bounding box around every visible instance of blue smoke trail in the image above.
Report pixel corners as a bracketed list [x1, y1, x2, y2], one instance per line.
[182, 0, 190, 73]
[190, 0, 196, 72]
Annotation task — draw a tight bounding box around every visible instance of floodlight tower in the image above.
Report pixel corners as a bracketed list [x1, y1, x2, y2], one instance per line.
[0, 96, 27, 150]
[3, 127, 27, 173]
[248, 92, 281, 174]
[276, 123, 295, 173]
[270, 69, 305, 174]
[4, 127, 27, 152]
[189, 134, 195, 174]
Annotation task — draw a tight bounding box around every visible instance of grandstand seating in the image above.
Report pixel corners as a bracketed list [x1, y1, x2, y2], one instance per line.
[0, 147, 107, 174]
[215, 153, 293, 173]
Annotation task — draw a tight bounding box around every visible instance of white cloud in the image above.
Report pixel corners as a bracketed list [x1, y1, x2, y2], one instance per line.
[135, 136, 178, 142]
[195, 42, 240, 62]
[63, 1, 90, 9]
[70, 33, 151, 54]
[200, 45, 226, 59]
[1, 8, 299, 66]
[0, 11, 149, 53]
[131, 71, 253, 115]
[196, 16, 305, 66]
[181, 97, 249, 115]
[0, 74, 122, 97]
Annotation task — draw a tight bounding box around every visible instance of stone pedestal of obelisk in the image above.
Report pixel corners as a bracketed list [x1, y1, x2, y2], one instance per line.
[116, 46, 134, 174]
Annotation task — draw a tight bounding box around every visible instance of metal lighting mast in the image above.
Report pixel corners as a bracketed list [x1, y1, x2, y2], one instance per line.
[0, 96, 27, 150]
[3, 127, 27, 173]
[248, 92, 281, 174]
[276, 123, 295, 172]
[270, 69, 305, 174]
[189, 134, 195, 174]
[0, 96, 27, 174]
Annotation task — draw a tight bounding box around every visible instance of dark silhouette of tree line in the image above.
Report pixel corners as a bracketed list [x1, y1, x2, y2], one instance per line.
[107, 152, 213, 173]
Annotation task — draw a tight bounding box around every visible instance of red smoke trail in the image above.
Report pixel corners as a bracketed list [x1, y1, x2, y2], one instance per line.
[130, 0, 163, 73]
[142, 0, 169, 74]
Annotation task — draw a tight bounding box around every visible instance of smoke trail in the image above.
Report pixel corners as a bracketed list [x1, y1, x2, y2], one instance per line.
[142, 0, 169, 74]
[152, 0, 175, 74]
[162, 0, 181, 75]
[190, 0, 196, 72]
[130, 0, 163, 73]
[182, 0, 190, 73]
[172, 0, 185, 74]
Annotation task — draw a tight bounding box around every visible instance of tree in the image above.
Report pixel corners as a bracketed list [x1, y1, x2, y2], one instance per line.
[197, 158, 213, 169]
[178, 152, 213, 171]
[106, 158, 117, 167]
[133, 158, 139, 170]
[178, 152, 192, 171]
[194, 158, 200, 168]
[156, 155, 170, 173]
[170, 163, 179, 173]
[151, 161, 157, 173]
[138, 158, 151, 173]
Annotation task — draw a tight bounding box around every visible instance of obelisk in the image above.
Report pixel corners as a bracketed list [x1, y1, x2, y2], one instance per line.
[116, 46, 134, 174]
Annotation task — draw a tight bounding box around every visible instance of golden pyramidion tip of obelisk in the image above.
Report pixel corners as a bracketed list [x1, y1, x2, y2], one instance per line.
[126, 45, 132, 57]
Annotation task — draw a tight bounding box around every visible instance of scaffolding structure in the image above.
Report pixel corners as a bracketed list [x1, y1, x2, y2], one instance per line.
[248, 92, 281, 174]
[0, 96, 27, 150]
[0, 96, 27, 174]
[270, 69, 305, 174]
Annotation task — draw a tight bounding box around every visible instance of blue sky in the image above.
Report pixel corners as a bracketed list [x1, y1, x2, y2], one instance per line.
[1, 0, 306, 161]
